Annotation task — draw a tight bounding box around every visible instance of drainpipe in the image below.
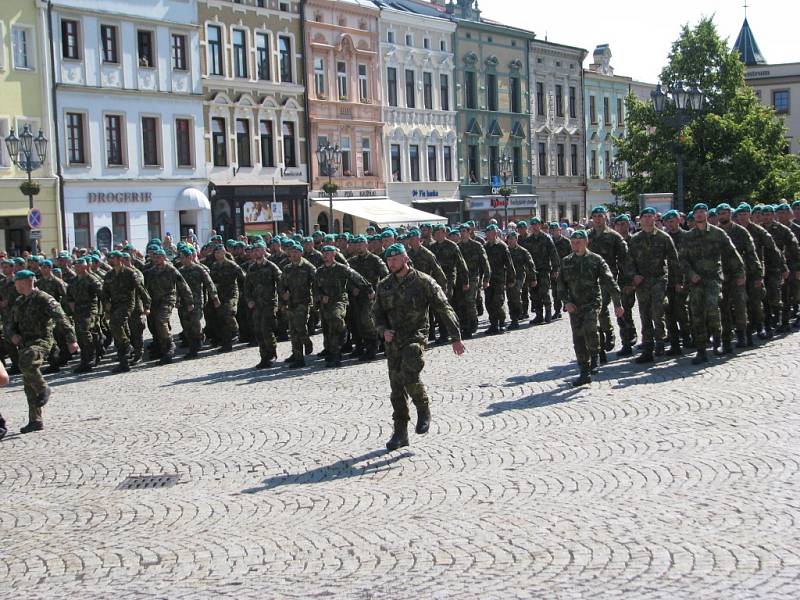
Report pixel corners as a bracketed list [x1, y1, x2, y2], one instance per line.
[300, 0, 311, 234]
[581, 64, 587, 221]
[46, 0, 67, 248]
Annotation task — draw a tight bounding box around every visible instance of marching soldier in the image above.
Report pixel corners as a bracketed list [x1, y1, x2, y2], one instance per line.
[279, 242, 317, 368]
[506, 229, 536, 330]
[244, 241, 282, 369]
[457, 224, 490, 338]
[348, 235, 388, 360]
[209, 245, 246, 352]
[521, 218, 559, 325]
[483, 225, 516, 334]
[549, 223, 572, 319]
[144, 248, 194, 365]
[178, 245, 219, 359]
[65, 258, 103, 373]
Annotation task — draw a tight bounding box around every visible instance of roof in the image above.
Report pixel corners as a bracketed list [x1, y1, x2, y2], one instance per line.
[371, 0, 446, 17]
[733, 18, 766, 66]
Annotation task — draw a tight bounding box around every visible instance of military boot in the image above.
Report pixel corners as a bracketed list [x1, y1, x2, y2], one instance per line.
[112, 346, 131, 373]
[603, 333, 615, 352]
[20, 421, 44, 434]
[286, 357, 306, 369]
[254, 358, 272, 369]
[158, 353, 174, 366]
[351, 344, 364, 357]
[654, 341, 665, 356]
[507, 320, 520, 330]
[598, 349, 608, 364]
[184, 342, 200, 359]
[386, 421, 410, 451]
[635, 350, 654, 363]
[691, 348, 708, 365]
[755, 323, 769, 340]
[746, 330, 754, 347]
[572, 366, 592, 387]
[589, 355, 599, 374]
[682, 332, 695, 349]
[617, 344, 633, 357]
[304, 339, 314, 355]
[666, 337, 683, 356]
[544, 307, 553, 323]
[486, 324, 499, 336]
[712, 335, 724, 356]
[0, 415, 6, 441]
[129, 347, 143, 365]
[721, 340, 734, 355]
[73, 360, 93, 374]
[415, 404, 431, 435]
[530, 313, 544, 325]
[735, 330, 747, 349]
[359, 342, 377, 362]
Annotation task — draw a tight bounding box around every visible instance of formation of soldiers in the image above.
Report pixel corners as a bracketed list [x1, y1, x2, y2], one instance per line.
[0, 198, 798, 445]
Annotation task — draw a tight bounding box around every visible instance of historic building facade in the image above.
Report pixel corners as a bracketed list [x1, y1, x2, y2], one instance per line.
[200, 0, 308, 238]
[51, 0, 208, 250]
[530, 38, 586, 224]
[447, 0, 536, 227]
[0, 0, 61, 253]
[378, 1, 459, 222]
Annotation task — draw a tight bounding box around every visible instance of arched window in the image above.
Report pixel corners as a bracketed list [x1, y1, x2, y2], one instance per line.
[343, 214, 354, 233]
[317, 212, 329, 233]
[333, 218, 341, 234]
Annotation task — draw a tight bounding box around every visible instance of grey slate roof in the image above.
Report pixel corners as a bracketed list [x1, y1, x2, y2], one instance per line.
[733, 18, 766, 66]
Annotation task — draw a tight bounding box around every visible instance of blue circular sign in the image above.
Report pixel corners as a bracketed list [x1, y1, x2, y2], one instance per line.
[27, 208, 42, 229]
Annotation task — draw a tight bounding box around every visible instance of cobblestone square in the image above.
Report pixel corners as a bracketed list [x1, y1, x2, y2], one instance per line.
[1, 316, 799, 599]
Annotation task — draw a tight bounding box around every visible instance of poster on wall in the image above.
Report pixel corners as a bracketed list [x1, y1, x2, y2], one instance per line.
[243, 201, 284, 235]
[639, 193, 674, 214]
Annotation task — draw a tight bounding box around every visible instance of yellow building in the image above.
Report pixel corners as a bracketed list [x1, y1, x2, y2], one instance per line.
[0, 0, 61, 254]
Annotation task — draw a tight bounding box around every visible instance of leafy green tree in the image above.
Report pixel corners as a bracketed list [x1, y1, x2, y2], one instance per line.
[613, 17, 800, 212]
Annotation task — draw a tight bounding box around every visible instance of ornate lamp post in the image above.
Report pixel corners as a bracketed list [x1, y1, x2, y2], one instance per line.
[4, 125, 48, 251]
[498, 151, 514, 230]
[651, 81, 704, 213]
[315, 143, 341, 233]
[608, 159, 624, 214]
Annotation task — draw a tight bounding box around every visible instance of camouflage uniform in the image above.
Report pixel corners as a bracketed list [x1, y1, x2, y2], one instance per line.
[588, 226, 628, 348]
[484, 239, 516, 329]
[407, 245, 447, 288]
[719, 222, 761, 346]
[0, 278, 20, 371]
[521, 231, 560, 322]
[128, 266, 149, 359]
[279, 258, 316, 362]
[313, 263, 369, 364]
[178, 262, 218, 354]
[742, 221, 781, 334]
[303, 248, 324, 332]
[36, 275, 70, 369]
[144, 263, 193, 359]
[348, 251, 389, 356]
[244, 259, 283, 363]
[665, 227, 692, 346]
[550, 235, 573, 314]
[457, 238, 490, 334]
[430, 238, 468, 341]
[764, 221, 800, 329]
[507, 243, 536, 324]
[65, 273, 102, 368]
[102, 266, 151, 357]
[209, 258, 246, 348]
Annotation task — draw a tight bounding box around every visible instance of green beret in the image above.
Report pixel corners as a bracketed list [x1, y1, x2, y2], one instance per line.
[529, 217, 541, 225]
[383, 243, 406, 258]
[692, 203, 709, 212]
[224, 239, 235, 247]
[432, 224, 446, 232]
[12, 257, 25, 265]
[420, 223, 432, 229]
[210, 235, 222, 242]
[74, 258, 87, 265]
[120, 252, 131, 259]
[280, 239, 293, 247]
[381, 230, 396, 239]
[751, 205, 763, 214]
[733, 207, 748, 217]
[792, 200, 800, 208]
[776, 203, 791, 212]
[146, 244, 160, 253]
[485, 224, 499, 232]
[663, 210, 680, 220]
[312, 231, 324, 238]
[738, 202, 752, 211]
[40, 259, 53, 267]
[1, 259, 13, 266]
[352, 235, 367, 244]
[13, 269, 35, 281]
[591, 206, 608, 215]
[324, 234, 336, 243]
[547, 222, 559, 229]
[302, 237, 313, 244]
[448, 228, 460, 235]
[53, 268, 62, 274]
[615, 214, 631, 223]
[458, 223, 470, 231]
[178, 245, 194, 256]
[407, 229, 420, 237]
[466, 221, 476, 228]
[108, 250, 123, 258]
[152, 248, 167, 256]
[687, 212, 695, 221]
[321, 245, 336, 252]
[761, 205, 775, 213]
[640, 207, 657, 216]
[366, 226, 376, 233]
[708, 208, 717, 216]
[506, 229, 518, 238]
[58, 251, 71, 259]
[27, 255, 40, 264]
[570, 230, 588, 240]
[213, 244, 225, 252]
[716, 203, 732, 211]
[149, 238, 162, 246]
[516, 221, 527, 228]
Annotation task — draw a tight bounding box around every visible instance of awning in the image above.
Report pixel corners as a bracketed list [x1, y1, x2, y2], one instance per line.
[176, 187, 211, 211]
[312, 198, 448, 226]
[411, 198, 463, 205]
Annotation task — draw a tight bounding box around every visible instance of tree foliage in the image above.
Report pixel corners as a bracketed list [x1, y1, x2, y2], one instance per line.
[613, 17, 800, 211]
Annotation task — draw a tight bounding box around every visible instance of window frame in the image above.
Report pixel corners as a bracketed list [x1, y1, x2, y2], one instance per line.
[211, 116, 228, 167]
[590, 95, 597, 124]
[536, 82, 544, 115]
[65, 111, 88, 166]
[11, 25, 34, 71]
[387, 67, 398, 107]
[175, 117, 194, 168]
[259, 119, 275, 167]
[140, 115, 161, 167]
[278, 35, 293, 83]
[444, 146, 453, 181]
[171, 33, 188, 71]
[773, 89, 790, 115]
[361, 137, 371, 176]
[282, 121, 297, 168]
[423, 72, 433, 110]
[358, 63, 369, 103]
[100, 24, 119, 65]
[427, 145, 437, 182]
[391, 143, 402, 181]
[61, 19, 81, 61]
[112, 211, 128, 245]
[337, 61, 348, 100]
[207, 24, 224, 76]
[136, 29, 155, 68]
[555, 85, 563, 118]
[232, 28, 248, 79]
[468, 144, 479, 182]
[236, 118, 252, 167]
[512, 145, 522, 183]
[570, 143, 578, 176]
[465, 71, 477, 110]
[313, 56, 325, 97]
[74, 212, 92, 248]
[557, 143, 565, 176]
[486, 73, 498, 112]
[440, 74, 449, 111]
[409, 144, 420, 182]
[405, 69, 415, 108]
[510, 76, 521, 113]
[103, 112, 126, 167]
[569, 86, 577, 119]
[538, 142, 547, 176]
[256, 32, 272, 81]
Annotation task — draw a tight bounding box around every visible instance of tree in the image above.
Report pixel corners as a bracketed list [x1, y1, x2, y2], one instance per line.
[613, 17, 800, 212]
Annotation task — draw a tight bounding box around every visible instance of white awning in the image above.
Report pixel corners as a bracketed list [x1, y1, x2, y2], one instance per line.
[176, 188, 211, 211]
[312, 198, 448, 226]
[411, 198, 463, 205]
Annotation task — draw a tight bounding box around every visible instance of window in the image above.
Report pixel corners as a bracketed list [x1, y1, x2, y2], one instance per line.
[141, 117, 160, 166]
[171, 34, 187, 70]
[536, 82, 544, 115]
[423, 38, 430, 50]
[538, 142, 547, 176]
[603, 97, 610, 125]
[486, 73, 498, 111]
[147, 211, 161, 241]
[207, 25, 223, 76]
[12, 26, 32, 70]
[358, 64, 369, 102]
[512, 146, 522, 183]
[260, 120, 274, 167]
[423, 72, 433, 110]
[617, 97, 624, 126]
[468, 144, 479, 182]
[440, 74, 449, 111]
[278, 36, 292, 82]
[570, 144, 578, 176]
[361, 138, 371, 175]
[99, 25, 119, 65]
[0, 120, 9, 167]
[137, 30, 154, 67]
[387, 67, 398, 107]
[555, 85, 563, 117]
[440, 40, 447, 52]
[427, 146, 437, 181]
[557, 143, 565, 176]
[590, 95, 597, 124]
[590, 149, 597, 177]
[391, 144, 401, 181]
[310, 57, 324, 97]
[604, 150, 611, 177]
[104, 114, 124, 166]
[175, 118, 192, 167]
[256, 33, 271, 80]
[569, 86, 577, 118]
[405, 69, 415, 108]
[773, 90, 790, 114]
[61, 19, 80, 60]
[387, 31, 395, 44]
[510, 76, 521, 113]
[66, 112, 85, 165]
[405, 34, 412, 46]
[465, 71, 477, 109]
[337, 62, 347, 99]
[489, 145, 499, 179]
[279, 2, 288, 10]
[211, 117, 227, 166]
[235, 119, 251, 166]
[282, 122, 296, 167]
[410, 145, 420, 181]
[233, 30, 247, 78]
[444, 146, 453, 181]
[340, 137, 351, 175]
[74, 213, 90, 248]
[112, 212, 127, 244]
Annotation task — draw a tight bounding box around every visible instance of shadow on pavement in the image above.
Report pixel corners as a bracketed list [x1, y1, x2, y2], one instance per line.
[240, 448, 412, 494]
[480, 381, 582, 417]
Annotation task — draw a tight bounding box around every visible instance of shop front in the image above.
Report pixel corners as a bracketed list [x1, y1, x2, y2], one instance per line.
[0, 179, 61, 255]
[462, 185, 539, 229]
[210, 183, 308, 239]
[388, 182, 462, 226]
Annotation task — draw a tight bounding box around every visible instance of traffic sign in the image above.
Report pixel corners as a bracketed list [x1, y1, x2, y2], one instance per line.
[29, 230, 42, 240]
[27, 208, 43, 229]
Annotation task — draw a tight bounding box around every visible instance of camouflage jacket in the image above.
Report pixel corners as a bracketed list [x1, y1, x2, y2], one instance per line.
[7, 289, 76, 347]
[349, 252, 389, 286]
[268, 251, 290, 270]
[103, 266, 151, 312]
[720, 222, 762, 279]
[484, 240, 516, 285]
[406, 245, 447, 289]
[521, 232, 560, 273]
[508, 245, 537, 285]
[588, 226, 628, 278]
[625, 228, 680, 283]
[666, 227, 689, 252]
[66, 274, 102, 318]
[145, 263, 193, 307]
[552, 236, 572, 262]
[313, 263, 369, 305]
[0, 278, 18, 317]
[765, 221, 800, 272]
[430, 238, 469, 285]
[303, 249, 324, 269]
[179, 262, 219, 307]
[210, 259, 246, 303]
[743, 222, 785, 274]
[279, 258, 316, 305]
[558, 251, 621, 310]
[244, 259, 282, 308]
[679, 224, 745, 284]
[374, 268, 461, 347]
[36, 276, 68, 302]
[458, 238, 490, 282]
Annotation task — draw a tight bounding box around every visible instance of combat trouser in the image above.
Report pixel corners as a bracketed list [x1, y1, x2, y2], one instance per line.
[19, 342, 50, 425]
[457, 276, 480, 334]
[598, 289, 616, 348]
[385, 341, 428, 425]
[287, 303, 310, 360]
[687, 279, 723, 349]
[507, 275, 525, 322]
[666, 286, 691, 345]
[320, 301, 347, 360]
[763, 272, 783, 328]
[252, 304, 277, 361]
[213, 298, 239, 347]
[721, 280, 748, 342]
[569, 306, 600, 371]
[635, 278, 667, 351]
[350, 294, 378, 354]
[179, 305, 204, 350]
[74, 315, 97, 365]
[745, 277, 766, 331]
[110, 305, 132, 349]
[237, 296, 253, 343]
[150, 302, 175, 357]
[531, 269, 552, 316]
[485, 279, 507, 326]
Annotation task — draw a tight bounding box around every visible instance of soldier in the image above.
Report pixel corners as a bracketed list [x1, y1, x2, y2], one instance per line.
[662, 210, 693, 351]
[65, 258, 103, 373]
[7, 269, 77, 433]
[549, 222, 572, 319]
[625, 207, 680, 362]
[612, 215, 639, 355]
[348, 235, 388, 360]
[679, 203, 745, 364]
[505, 229, 536, 329]
[120, 252, 148, 364]
[209, 245, 246, 352]
[244, 242, 282, 369]
[587, 205, 628, 353]
[429, 224, 468, 343]
[36, 259, 71, 373]
[313, 245, 370, 367]
[178, 245, 219, 359]
[557, 231, 623, 387]
[762, 205, 800, 333]
[483, 224, 516, 334]
[775, 202, 800, 328]
[144, 248, 193, 365]
[457, 223, 490, 337]
[420, 223, 434, 248]
[0, 361, 8, 440]
[279, 242, 317, 368]
[374, 243, 464, 451]
[521, 218, 559, 324]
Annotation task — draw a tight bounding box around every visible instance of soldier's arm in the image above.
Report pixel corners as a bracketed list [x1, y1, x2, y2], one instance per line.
[202, 268, 219, 303]
[720, 232, 745, 280]
[598, 257, 622, 307]
[678, 241, 698, 282]
[46, 295, 77, 343]
[430, 259, 448, 289]
[547, 237, 560, 272]
[525, 253, 537, 283]
[373, 289, 389, 338]
[742, 232, 763, 278]
[134, 272, 151, 310]
[455, 247, 469, 284]
[175, 271, 193, 307]
[765, 233, 788, 273]
[664, 234, 680, 286]
[504, 247, 516, 284]
[376, 257, 389, 279]
[479, 246, 490, 282]
[347, 267, 371, 293]
[427, 278, 461, 342]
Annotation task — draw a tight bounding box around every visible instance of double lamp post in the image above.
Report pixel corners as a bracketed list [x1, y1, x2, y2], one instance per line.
[4, 125, 49, 252]
[316, 143, 341, 234]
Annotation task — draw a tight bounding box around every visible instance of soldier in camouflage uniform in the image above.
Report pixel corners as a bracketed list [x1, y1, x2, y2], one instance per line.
[120, 252, 148, 364]
[662, 211, 693, 350]
[279, 243, 317, 368]
[611, 216, 639, 355]
[457, 224, 490, 337]
[35, 259, 71, 373]
[178, 245, 219, 359]
[430, 224, 468, 343]
[557, 231, 623, 387]
[762, 205, 800, 333]
[144, 248, 194, 365]
[678, 204, 745, 364]
[483, 225, 516, 334]
[521, 218, 560, 324]
[7, 270, 77, 433]
[775, 203, 800, 329]
[506, 229, 536, 329]
[624, 207, 680, 362]
[302, 237, 324, 334]
[0, 260, 16, 371]
[244, 242, 282, 369]
[348, 235, 389, 360]
[102, 252, 151, 372]
[549, 223, 573, 319]
[209, 245, 246, 352]
[374, 243, 464, 451]
[65, 258, 103, 373]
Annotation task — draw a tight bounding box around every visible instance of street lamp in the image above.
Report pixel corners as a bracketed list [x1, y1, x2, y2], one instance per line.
[651, 81, 704, 213]
[498, 151, 514, 230]
[4, 125, 48, 251]
[315, 143, 341, 233]
[608, 159, 624, 214]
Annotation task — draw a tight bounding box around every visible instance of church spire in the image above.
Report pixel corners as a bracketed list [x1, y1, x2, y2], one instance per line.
[733, 16, 766, 66]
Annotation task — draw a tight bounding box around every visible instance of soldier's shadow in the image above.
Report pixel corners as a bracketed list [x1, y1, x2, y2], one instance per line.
[239, 448, 412, 494]
[480, 381, 583, 416]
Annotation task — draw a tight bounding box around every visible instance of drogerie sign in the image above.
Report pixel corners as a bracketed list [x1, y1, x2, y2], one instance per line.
[88, 192, 153, 203]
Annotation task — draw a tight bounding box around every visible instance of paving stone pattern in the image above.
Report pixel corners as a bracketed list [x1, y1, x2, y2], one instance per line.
[1, 315, 799, 599]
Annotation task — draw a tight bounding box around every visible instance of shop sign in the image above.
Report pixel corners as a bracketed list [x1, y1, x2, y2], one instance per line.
[243, 201, 283, 223]
[466, 196, 537, 211]
[412, 190, 440, 198]
[88, 192, 152, 203]
[342, 189, 379, 198]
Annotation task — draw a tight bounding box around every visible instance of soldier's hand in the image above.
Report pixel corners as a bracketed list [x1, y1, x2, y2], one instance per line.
[633, 275, 644, 286]
[10, 335, 21, 346]
[281, 292, 290, 301]
[452, 341, 466, 356]
[383, 330, 395, 343]
[186, 304, 194, 313]
[144, 309, 150, 316]
[321, 296, 329, 304]
[614, 305, 625, 318]
[565, 303, 577, 314]
[248, 300, 255, 309]
[675, 284, 684, 293]
[736, 277, 746, 287]
[753, 278, 763, 289]
[352, 288, 360, 296]
[368, 291, 376, 300]
[213, 299, 221, 308]
[67, 342, 79, 354]
[551, 271, 559, 280]
[482, 281, 489, 289]
[690, 274, 701, 284]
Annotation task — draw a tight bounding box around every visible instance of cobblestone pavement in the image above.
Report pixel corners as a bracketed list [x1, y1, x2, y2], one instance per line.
[1, 313, 799, 599]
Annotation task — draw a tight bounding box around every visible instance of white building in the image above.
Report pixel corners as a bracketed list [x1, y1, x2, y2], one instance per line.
[51, 0, 209, 250]
[378, 0, 460, 222]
